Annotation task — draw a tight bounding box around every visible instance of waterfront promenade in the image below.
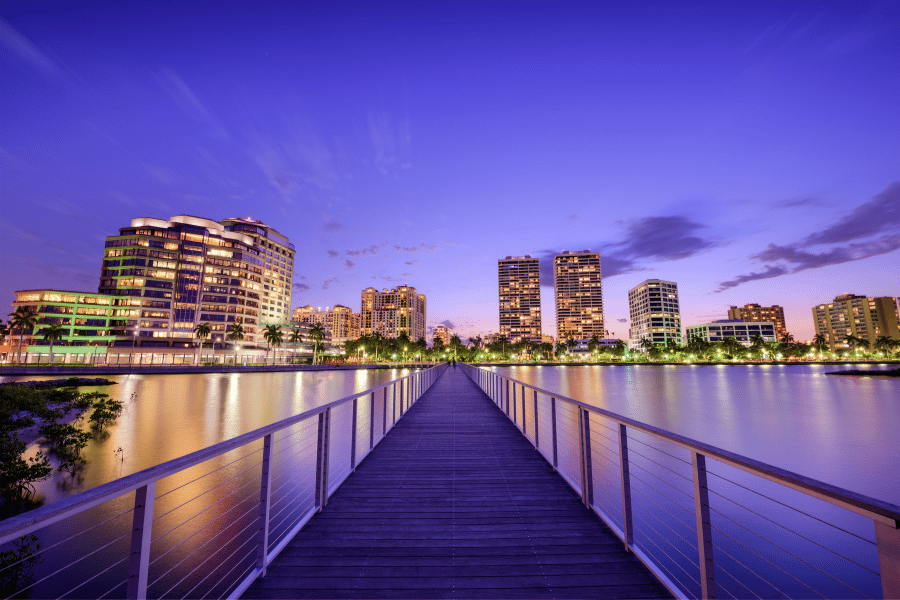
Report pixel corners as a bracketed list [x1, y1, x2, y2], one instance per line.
[243, 367, 669, 599]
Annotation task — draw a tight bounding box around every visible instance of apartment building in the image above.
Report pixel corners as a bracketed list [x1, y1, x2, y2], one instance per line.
[498, 255, 542, 344]
[221, 218, 294, 332]
[813, 295, 900, 350]
[292, 304, 360, 343]
[359, 286, 427, 341]
[628, 279, 682, 350]
[727, 303, 788, 340]
[554, 250, 603, 342]
[98, 215, 287, 348]
[433, 325, 452, 346]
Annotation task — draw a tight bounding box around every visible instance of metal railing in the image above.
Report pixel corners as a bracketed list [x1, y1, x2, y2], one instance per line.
[0, 364, 447, 599]
[461, 364, 900, 600]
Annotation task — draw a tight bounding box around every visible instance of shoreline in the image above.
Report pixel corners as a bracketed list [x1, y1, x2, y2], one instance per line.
[0, 359, 896, 377]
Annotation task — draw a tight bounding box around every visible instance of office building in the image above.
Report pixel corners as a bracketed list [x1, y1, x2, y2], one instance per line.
[728, 304, 788, 340]
[292, 304, 360, 342]
[221, 217, 295, 331]
[99, 215, 271, 348]
[686, 320, 777, 346]
[498, 255, 542, 343]
[554, 250, 603, 342]
[360, 285, 427, 341]
[433, 325, 452, 347]
[813, 295, 900, 350]
[628, 279, 682, 350]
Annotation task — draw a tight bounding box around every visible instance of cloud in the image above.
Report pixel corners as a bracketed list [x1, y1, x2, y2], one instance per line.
[439, 320, 455, 329]
[393, 243, 437, 254]
[322, 277, 338, 290]
[716, 182, 900, 291]
[345, 259, 355, 269]
[323, 222, 346, 231]
[347, 244, 383, 256]
[154, 69, 229, 139]
[539, 215, 714, 285]
[293, 282, 310, 291]
[617, 318, 628, 323]
[326, 250, 339, 258]
[801, 182, 899, 247]
[0, 18, 67, 80]
[368, 110, 411, 175]
[405, 260, 420, 266]
[566, 214, 579, 222]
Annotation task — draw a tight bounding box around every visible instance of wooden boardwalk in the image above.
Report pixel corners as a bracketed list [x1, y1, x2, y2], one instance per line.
[243, 367, 671, 599]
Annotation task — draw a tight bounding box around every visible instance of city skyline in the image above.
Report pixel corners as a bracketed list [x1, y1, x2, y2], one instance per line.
[2, 1, 898, 341]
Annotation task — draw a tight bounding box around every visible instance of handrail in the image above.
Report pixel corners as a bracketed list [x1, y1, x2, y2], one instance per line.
[0, 363, 449, 599]
[479, 372, 900, 524]
[461, 364, 900, 600]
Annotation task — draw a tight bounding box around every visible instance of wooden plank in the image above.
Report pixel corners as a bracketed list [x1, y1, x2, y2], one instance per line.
[242, 368, 671, 599]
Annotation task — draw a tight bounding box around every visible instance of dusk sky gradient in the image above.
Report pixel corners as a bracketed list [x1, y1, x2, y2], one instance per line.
[2, 1, 898, 342]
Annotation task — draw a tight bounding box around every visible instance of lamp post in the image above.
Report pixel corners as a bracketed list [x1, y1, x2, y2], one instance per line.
[234, 344, 240, 366]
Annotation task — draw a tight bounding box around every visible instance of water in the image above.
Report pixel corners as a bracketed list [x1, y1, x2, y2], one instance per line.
[493, 363, 899, 505]
[2, 364, 897, 599]
[485, 363, 899, 599]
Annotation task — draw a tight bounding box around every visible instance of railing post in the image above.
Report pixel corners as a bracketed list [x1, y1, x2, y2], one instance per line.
[382, 387, 388, 435]
[579, 408, 593, 507]
[315, 408, 331, 509]
[505, 380, 510, 415]
[350, 398, 358, 471]
[512, 383, 517, 425]
[392, 383, 397, 424]
[618, 424, 634, 551]
[551, 397, 558, 468]
[692, 451, 717, 600]
[126, 482, 156, 600]
[369, 392, 375, 450]
[257, 434, 273, 575]
[533, 390, 539, 448]
[875, 519, 900, 600]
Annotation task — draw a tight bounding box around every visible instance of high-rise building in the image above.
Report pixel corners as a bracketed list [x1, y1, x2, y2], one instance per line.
[628, 279, 682, 350]
[292, 304, 360, 342]
[498, 255, 542, 343]
[220, 217, 295, 333]
[728, 304, 788, 340]
[813, 295, 900, 350]
[99, 215, 265, 348]
[554, 250, 603, 342]
[433, 324, 452, 347]
[360, 286, 427, 341]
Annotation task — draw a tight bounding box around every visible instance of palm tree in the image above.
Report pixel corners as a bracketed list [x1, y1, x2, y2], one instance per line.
[468, 335, 483, 350]
[874, 335, 893, 355]
[639, 337, 654, 353]
[193, 322, 211, 365]
[263, 324, 283, 364]
[227, 322, 245, 365]
[42, 321, 66, 364]
[8, 306, 39, 363]
[309, 323, 325, 365]
[288, 327, 304, 363]
[843, 334, 863, 352]
[812, 334, 828, 352]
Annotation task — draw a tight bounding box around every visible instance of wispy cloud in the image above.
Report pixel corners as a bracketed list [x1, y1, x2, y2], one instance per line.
[154, 69, 229, 139]
[368, 110, 412, 176]
[293, 282, 310, 291]
[322, 277, 338, 290]
[326, 250, 339, 258]
[345, 259, 356, 269]
[617, 318, 628, 323]
[439, 320, 455, 329]
[347, 244, 384, 256]
[716, 182, 900, 291]
[394, 243, 437, 253]
[324, 222, 346, 231]
[0, 18, 69, 81]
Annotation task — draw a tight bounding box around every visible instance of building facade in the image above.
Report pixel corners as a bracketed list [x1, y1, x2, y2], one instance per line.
[554, 250, 603, 342]
[498, 255, 542, 344]
[686, 319, 777, 346]
[98, 215, 290, 349]
[433, 325, 452, 347]
[292, 304, 360, 342]
[359, 286, 427, 341]
[221, 218, 295, 334]
[727, 304, 788, 340]
[628, 279, 682, 350]
[812, 295, 900, 350]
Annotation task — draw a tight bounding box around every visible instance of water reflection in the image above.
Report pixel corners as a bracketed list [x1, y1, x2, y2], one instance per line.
[495, 363, 899, 505]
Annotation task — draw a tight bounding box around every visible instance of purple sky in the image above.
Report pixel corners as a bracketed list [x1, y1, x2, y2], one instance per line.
[2, 1, 898, 342]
